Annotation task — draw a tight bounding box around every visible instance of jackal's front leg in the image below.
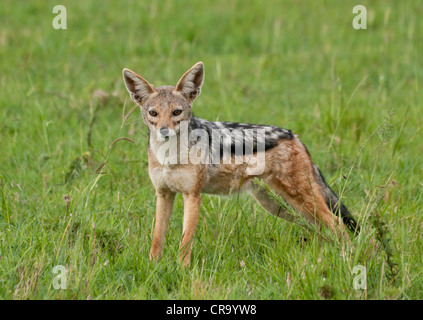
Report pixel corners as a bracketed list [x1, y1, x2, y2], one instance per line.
[150, 191, 176, 261]
[180, 193, 201, 267]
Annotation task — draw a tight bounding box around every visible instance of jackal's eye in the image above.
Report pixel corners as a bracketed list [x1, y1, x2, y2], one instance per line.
[172, 109, 182, 116]
[149, 110, 158, 117]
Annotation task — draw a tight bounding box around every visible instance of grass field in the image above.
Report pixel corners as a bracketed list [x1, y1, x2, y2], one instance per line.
[0, 0, 422, 299]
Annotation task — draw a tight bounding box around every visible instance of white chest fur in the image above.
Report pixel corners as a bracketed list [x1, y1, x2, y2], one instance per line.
[148, 164, 200, 194]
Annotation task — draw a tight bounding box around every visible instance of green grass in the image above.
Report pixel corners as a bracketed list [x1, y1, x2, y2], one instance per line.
[0, 0, 422, 299]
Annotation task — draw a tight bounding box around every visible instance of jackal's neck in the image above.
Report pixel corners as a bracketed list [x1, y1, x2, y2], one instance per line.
[147, 124, 189, 166]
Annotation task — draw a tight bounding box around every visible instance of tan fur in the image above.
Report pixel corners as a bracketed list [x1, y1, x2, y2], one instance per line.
[122, 62, 347, 267]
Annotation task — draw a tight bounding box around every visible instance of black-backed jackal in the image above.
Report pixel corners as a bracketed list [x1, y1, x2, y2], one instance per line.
[122, 62, 359, 266]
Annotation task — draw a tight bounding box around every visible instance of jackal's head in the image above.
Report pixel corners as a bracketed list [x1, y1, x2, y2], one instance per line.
[122, 62, 204, 139]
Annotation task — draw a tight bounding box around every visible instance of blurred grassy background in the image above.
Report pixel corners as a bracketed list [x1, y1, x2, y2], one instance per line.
[0, 0, 422, 299]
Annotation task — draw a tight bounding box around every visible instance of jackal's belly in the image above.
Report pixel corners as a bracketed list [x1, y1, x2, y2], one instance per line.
[202, 163, 255, 195]
[149, 162, 255, 195]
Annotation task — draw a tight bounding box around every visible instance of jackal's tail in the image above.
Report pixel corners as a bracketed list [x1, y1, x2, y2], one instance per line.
[313, 165, 360, 234]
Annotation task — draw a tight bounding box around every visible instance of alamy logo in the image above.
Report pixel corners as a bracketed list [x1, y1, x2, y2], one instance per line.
[52, 5, 67, 30]
[52, 265, 67, 289]
[154, 121, 266, 175]
[352, 265, 367, 290]
[352, 5, 367, 30]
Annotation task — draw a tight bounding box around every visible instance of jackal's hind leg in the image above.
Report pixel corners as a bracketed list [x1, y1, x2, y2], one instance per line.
[255, 178, 348, 239]
[250, 187, 296, 222]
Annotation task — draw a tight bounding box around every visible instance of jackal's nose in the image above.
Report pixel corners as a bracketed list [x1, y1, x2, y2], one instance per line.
[159, 127, 169, 136]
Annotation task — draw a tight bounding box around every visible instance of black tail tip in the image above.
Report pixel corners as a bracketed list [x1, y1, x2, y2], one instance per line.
[342, 215, 360, 235]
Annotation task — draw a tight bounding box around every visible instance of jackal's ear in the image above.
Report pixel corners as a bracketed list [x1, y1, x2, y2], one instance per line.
[122, 68, 156, 105]
[175, 62, 204, 103]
